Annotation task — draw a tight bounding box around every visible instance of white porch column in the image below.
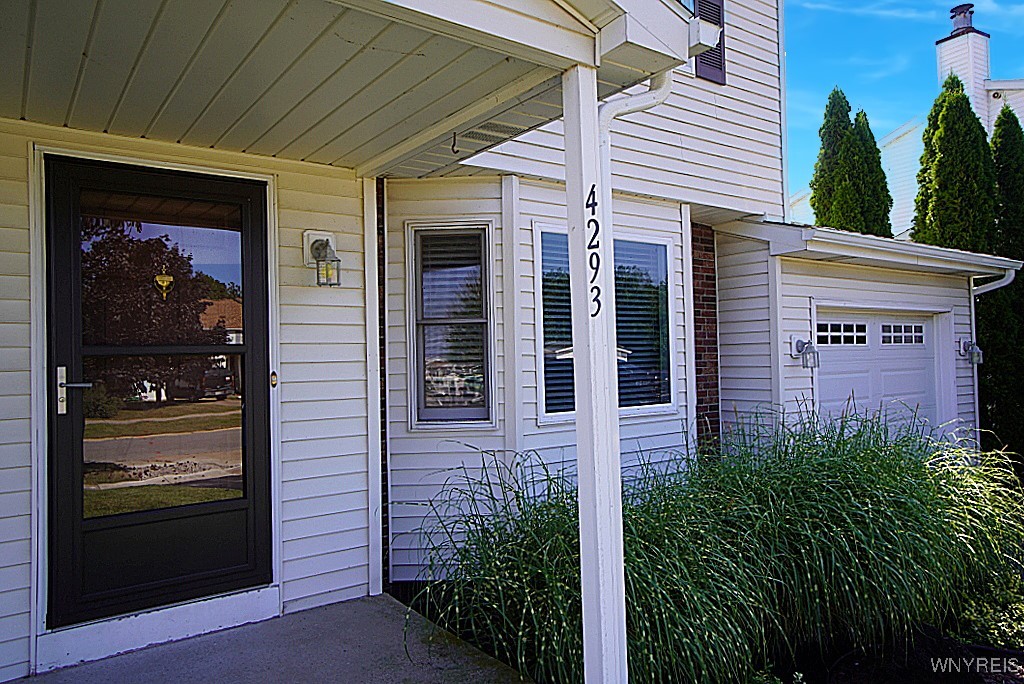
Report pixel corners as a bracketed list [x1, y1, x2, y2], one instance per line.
[562, 64, 629, 683]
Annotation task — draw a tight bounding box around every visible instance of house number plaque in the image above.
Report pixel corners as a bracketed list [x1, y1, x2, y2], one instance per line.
[585, 183, 602, 318]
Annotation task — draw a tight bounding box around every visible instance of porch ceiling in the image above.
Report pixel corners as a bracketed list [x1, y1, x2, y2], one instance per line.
[0, 0, 665, 178]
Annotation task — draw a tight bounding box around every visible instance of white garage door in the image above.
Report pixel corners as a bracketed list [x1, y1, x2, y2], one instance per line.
[816, 312, 937, 425]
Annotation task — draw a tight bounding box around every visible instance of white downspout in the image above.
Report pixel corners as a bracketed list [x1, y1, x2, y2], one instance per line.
[597, 73, 674, 211]
[972, 269, 1016, 296]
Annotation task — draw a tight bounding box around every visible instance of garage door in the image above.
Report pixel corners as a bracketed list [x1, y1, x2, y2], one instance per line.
[816, 312, 937, 425]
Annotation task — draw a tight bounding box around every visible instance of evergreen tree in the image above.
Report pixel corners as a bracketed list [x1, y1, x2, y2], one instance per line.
[913, 74, 964, 241]
[826, 178, 865, 233]
[809, 88, 852, 224]
[992, 105, 1024, 258]
[978, 106, 1024, 461]
[912, 85, 995, 252]
[851, 110, 893, 236]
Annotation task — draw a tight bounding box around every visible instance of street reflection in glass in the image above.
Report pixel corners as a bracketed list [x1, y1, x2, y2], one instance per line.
[81, 355, 243, 518]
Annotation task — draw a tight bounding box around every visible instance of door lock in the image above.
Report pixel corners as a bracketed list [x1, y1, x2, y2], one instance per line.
[56, 366, 93, 415]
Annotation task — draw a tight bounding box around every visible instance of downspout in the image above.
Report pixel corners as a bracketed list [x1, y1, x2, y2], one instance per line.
[968, 268, 1017, 445]
[972, 269, 1016, 296]
[597, 73, 674, 201]
[595, 70, 674, 326]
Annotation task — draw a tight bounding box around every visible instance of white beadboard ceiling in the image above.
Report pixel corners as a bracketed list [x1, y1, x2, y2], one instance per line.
[0, 0, 631, 177]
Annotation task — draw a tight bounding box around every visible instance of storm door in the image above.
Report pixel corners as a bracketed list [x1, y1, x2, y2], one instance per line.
[45, 156, 271, 628]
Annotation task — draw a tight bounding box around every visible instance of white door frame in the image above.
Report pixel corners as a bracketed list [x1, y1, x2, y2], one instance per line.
[812, 300, 957, 429]
[27, 145, 283, 672]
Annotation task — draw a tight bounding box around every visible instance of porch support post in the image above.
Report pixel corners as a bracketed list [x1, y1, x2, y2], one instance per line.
[562, 64, 629, 684]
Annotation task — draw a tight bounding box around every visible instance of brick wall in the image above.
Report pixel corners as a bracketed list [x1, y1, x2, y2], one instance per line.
[691, 222, 720, 442]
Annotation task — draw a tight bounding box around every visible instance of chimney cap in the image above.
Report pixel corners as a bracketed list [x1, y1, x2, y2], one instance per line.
[951, 3, 974, 33]
[937, 3, 989, 43]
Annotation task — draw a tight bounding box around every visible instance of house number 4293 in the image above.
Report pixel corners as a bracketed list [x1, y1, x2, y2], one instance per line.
[586, 184, 601, 318]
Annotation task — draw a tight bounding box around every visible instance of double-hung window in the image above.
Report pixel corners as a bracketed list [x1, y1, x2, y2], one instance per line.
[539, 230, 672, 415]
[413, 228, 490, 423]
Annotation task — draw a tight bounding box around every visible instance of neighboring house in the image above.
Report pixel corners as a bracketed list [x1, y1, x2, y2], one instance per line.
[791, 4, 1024, 238]
[0, 2, 1019, 682]
[201, 298, 244, 391]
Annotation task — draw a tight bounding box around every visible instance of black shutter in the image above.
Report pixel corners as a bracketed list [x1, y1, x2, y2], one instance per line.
[695, 0, 726, 85]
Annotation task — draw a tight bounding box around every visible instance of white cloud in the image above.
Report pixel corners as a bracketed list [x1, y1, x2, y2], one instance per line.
[842, 54, 913, 81]
[969, 0, 1024, 33]
[791, 1, 942, 22]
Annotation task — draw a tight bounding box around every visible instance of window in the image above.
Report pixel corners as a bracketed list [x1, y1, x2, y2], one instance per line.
[413, 229, 489, 422]
[882, 323, 924, 345]
[816, 322, 867, 346]
[540, 232, 672, 414]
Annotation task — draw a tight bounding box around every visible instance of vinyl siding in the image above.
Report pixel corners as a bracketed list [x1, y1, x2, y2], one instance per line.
[987, 86, 1024, 138]
[879, 123, 924, 239]
[937, 32, 991, 130]
[778, 259, 976, 429]
[384, 177, 507, 583]
[468, 0, 785, 218]
[714, 233, 774, 422]
[0, 117, 371, 678]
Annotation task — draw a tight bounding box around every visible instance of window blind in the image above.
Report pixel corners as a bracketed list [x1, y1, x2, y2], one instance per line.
[540, 233, 671, 413]
[415, 231, 489, 422]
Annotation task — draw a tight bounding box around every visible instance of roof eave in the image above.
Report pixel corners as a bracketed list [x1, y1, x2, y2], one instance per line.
[717, 220, 1023, 278]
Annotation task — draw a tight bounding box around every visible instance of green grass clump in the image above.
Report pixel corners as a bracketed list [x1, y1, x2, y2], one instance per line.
[84, 484, 241, 518]
[417, 412, 1024, 683]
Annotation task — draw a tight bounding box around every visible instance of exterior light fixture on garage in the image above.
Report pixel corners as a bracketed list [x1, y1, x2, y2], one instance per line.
[959, 339, 984, 365]
[303, 230, 342, 287]
[790, 335, 821, 369]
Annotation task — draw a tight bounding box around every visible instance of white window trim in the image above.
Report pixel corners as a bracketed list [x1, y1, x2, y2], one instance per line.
[532, 221, 680, 426]
[404, 219, 498, 431]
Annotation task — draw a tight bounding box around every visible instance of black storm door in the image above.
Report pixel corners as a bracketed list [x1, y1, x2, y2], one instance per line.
[46, 156, 271, 628]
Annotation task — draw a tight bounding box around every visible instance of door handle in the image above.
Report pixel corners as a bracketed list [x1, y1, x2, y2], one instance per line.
[56, 366, 93, 415]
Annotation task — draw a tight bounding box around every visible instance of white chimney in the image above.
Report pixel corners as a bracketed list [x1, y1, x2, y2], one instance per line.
[936, 3, 992, 130]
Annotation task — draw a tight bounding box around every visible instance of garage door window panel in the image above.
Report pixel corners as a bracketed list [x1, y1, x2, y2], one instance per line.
[882, 323, 925, 345]
[817, 322, 867, 346]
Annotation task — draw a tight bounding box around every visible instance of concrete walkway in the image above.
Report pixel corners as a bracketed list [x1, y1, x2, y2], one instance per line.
[25, 595, 527, 684]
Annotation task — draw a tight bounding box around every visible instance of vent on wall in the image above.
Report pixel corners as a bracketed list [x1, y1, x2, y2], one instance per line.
[695, 0, 726, 85]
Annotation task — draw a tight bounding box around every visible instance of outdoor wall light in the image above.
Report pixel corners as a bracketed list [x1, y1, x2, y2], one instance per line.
[959, 339, 984, 365]
[303, 230, 341, 288]
[789, 335, 820, 370]
[311, 239, 341, 287]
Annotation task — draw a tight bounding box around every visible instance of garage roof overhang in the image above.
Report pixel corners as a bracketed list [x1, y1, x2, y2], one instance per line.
[718, 220, 1024, 279]
[1, 0, 691, 178]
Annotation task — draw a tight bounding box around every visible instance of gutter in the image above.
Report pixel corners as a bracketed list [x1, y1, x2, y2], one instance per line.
[973, 269, 1016, 296]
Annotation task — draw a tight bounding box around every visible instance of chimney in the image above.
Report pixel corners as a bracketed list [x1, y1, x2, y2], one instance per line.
[936, 3, 992, 128]
[950, 3, 975, 36]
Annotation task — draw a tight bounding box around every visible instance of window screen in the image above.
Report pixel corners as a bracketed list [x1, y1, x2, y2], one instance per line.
[415, 230, 489, 422]
[540, 233, 672, 414]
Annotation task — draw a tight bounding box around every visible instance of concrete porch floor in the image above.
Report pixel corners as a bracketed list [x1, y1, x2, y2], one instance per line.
[24, 595, 526, 683]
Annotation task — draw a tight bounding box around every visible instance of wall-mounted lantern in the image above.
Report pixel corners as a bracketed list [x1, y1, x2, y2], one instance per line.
[959, 338, 984, 365]
[789, 335, 820, 370]
[303, 230, 341, 288]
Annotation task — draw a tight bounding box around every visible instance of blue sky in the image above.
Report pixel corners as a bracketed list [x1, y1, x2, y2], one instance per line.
[140, 223, 242, 286]
[785, 0, 1024, 194]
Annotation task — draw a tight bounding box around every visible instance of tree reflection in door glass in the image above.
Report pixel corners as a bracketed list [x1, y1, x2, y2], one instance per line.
[79, 189, 243, 348]
[81, 355, 244, 518]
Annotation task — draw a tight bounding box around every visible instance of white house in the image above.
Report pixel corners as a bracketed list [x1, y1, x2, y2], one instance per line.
[791, 3, 1024, 238]
[0, 1, 1019, 682]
